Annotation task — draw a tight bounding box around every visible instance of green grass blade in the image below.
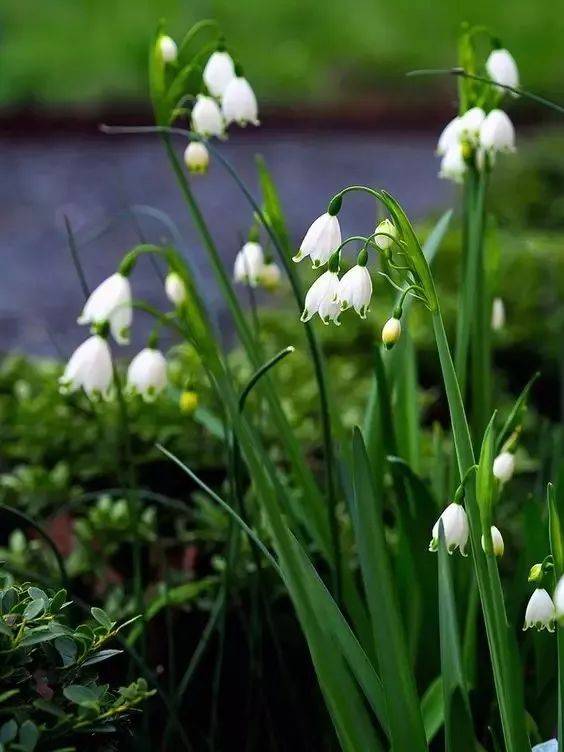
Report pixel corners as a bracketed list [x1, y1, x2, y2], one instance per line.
[496, 372, 540, 453]
[421, 677, 444, 744]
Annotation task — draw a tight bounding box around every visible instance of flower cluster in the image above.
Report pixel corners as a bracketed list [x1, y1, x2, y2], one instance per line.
[437, 47, 518, 183]
[60, 265, 188, 402]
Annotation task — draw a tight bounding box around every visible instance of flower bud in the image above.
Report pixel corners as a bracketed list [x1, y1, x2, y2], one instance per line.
[179, 390, 199, 415]
[165, 272, 187, 306]
[258, 262, 282, 291]
[60, 335, 113, 400]
[486, 48, 519, 91]
[481, 525, 504, 557]
[203, 50, 236, 97]
[374, 218, 397, 250]
[523, 588, 555, 632]
[528, 563, 544, 583]
[479, 110, 516, 153]
[234, 242, 265, 287]
[429, 502, 469, 556]
[126, 348, 168, 401]
[159, 36, 178, 64]
[493, 451, 515, 483]
[382, 317, 401, 349]
[184, 142, 209, 174]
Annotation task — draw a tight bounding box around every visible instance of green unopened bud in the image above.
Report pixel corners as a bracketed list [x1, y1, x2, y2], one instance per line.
[328, 250, 340, 274]
[327, 195, 342, 216]
[528, 563, 543, 583]
[357, 247, 368, 267]
[374, 218, 397, 251]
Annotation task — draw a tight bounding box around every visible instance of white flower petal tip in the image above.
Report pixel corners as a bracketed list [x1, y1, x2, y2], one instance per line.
[459, 107, 486, 142]
[491, 297, 506, 331]
[191, 95, 225, 138]
[481, 526, 504, 557]
[222, 77, 259, 126]
[59, 335, 113, 400]
[77, 273, 132, 346]
[486, 49, 519, 91]
[126, 348, 168, 402]
[523, 588, 556, 632]
[184, 142, 210, 174]
[165, 272, 187, 306]
[493, 451, 515, 483]
[158, 36, 178, 64]
[339, 265, 372, 317]
[297, 213, 341, 266]
[437, 116, 463, 156]
[479, 110, 516, 153]
[203, 50, 236, 97]
[233, 242, 265, 287]
[429, 502, 469, 556]
[439, 143, 467, 183]
[300, 271, 341, 324]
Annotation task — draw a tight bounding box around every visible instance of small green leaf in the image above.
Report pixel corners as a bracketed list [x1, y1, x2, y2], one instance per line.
[23, 599, 45, 620]
[49, 589, 67, 613]
[0, 618, 12, 638]
[20, 626, 60, 647]
[19, 720, 39, 751]
[33, 699, 67, 719]
[90, 607, 113, 630]
[0, 720, 17, 744]
[82, 649, 122, 667]
[55, 637, 77, 668]
[63, 684, 99, 706]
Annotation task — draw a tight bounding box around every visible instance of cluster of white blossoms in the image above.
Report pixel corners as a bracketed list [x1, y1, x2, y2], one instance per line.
[60, 266, 187, 402]
[523, 560, 564, 632]
[437, 48, 518, 183]
[157, 35, 259, 176]
[233, 239, 282, 291]
[429, 502, 505, 558]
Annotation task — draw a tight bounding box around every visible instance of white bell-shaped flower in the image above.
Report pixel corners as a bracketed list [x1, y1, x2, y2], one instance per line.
[429, 502, 469, 555]
[523, 588, 555, 632]
[382, 317, 402, 349]
[532, 741, 558, 752]
[77, 273, 132, 345]
[486, 49, 519, 91]
[554, 575, 564, 621]
[374, 218, 397, 251]
[491, 297, 506, 331]
[127, 348, 168, 401]
[459, 107, 486, 143]
[191, 95, 224, 138]
[233, 242, 265, 287]
[159, 36, 177, 64]
[184, 142, 209, 174]
[439, 143, 467, 183]
[437, 116, 462, 156]
[165, 272, 187, 306]
[339, 265, 372, 317]
[480, 109, 516, 153]
[293, 213, 342, 267]
[493, 451, 515, 483]
[258, 262, 282, 291]
[481, 525, 505, 557]
[222, 77, 259, 126]
[203, 50, 236, 97]
[301, 270, 341, 324]
[60, 335, 113, 399]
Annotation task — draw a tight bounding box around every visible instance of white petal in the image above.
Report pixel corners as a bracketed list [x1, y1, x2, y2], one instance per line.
[479, 110, 516, 153]
[486, 49, 519, 90]
[203, 51, 236, 97]
[127, 348, 168, 400]
[191, 95, 224, 137]
[233, 242, 265, 286]
[437, 116, 462, 155]
[222, 77, 259, 126]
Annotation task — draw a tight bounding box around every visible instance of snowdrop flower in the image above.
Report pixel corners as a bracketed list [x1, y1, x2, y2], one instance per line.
[294, 212, 342, 267]
[374, 218, 397, 251]
[78, 273, 132, 345]
[127, 348, 168, 401]
[523, 588, 555, 632]
[258, 262, 282, 291]
[222, 75, 259, 126]
[165, 272, 187, 306]
[459, 107, 486, 143]
[203, 49, 235, 97]
[184, 142, 209, 174]
[480, 110, 516, 153]
[481, 525, 504, 557]
[486, 48, 519, 91]
[554, 575, 564, 621]
[437, 116, 462, 156]
[493, 451, 515, 483]
[491, 297, 506, 331]
[439, 143, 467, 183]
[532, 741, 557, 752]
[339, 258, 372, 317]
[159, 36, 177, 64]
[429, 502, 469, 555]
[191, 95, 224, 138]
[60, 335, 113, 399]
[382, 317, 402, 349]
[234, 242, 265, 286]
[301, 270, 341, 324]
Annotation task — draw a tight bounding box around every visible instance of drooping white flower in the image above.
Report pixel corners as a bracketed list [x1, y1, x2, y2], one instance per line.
[301, 271, 341, 324]
[481, 525, 505, 557]
[184, 142, 209, 174]
[233, 242, 265, 286]
[491, 297, 506, 331]
[523, 588, 555, 632]
[480, 109, 516, 153]
[59, 335, 113, 399]
[374, 218, 397, 251]
[77, 273, 132, 345]
[486, 49, 519, 91]
[429, 502, 469, 555]
[439, 143, 467, 183]
[437, 116, 463, 156]
[222, 77, 259, 126]
[382, 317, 402, 349]
[532, 741, 558, 752]
[127, 348, 168, 401]
[203, 50, 236, 97]
[339, 265, 372, 317]
[493, 451, 515, 483]
[159, 36, 177, 64]
[294, 213, 342, 267]
[554, 575, 564, 622]
[258, 262, 282, 291]
[165, 272, 187, 306]
[459, 107, 486, 143]
[191, 95, 224, 138]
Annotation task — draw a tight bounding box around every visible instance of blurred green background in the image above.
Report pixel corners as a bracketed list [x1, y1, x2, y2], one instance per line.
[1, 0, 562, 108]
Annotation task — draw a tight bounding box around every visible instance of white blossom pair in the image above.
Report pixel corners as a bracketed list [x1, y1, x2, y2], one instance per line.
[233, 241, 281, 290]
[299, 258, 373, 324]
[429, 502, 505, 558]
[523, 573, 564, 633]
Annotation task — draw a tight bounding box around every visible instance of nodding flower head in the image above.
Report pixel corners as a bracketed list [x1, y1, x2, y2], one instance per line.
[191, 95, 225, 138]
[158, 35, 178, 64]
[165, 272, 187, 306]
[126, 347, 168, 402]
[293, 212, 342, 268]
[481, 525, 505, 557]
[339, 264, 372, 318]
[439, 143, 467, 184]
[459, 107, 486, 144]
[203, 49, 236, 97]
[437, 116, 462, 156]
[381, 317, 402, 349]
[374, 218, 397, 251]
[233, 242, 265, 287]
[222, 76, 259, 127]
[301, 270, 341, 325]
[184, 142, 210, 174]
[479, 109, 516, 153]
[523, 588, 555, 632]
[77, 272, 132, 345]
[429, 502, 469, 556]
[486, 48, 519, 91]
[493, 451, 515, 483]
[59, 335, 113, 400]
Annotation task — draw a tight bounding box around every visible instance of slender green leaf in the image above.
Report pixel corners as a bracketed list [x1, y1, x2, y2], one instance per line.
[421, 677, 444, 744]
[496, 372, 540, 453]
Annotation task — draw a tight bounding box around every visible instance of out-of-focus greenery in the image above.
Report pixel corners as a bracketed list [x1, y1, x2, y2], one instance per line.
[1, 0, 562, 107]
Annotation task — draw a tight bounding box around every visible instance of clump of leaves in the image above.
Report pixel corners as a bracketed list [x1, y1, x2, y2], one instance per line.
[0, 577, 153, 750]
